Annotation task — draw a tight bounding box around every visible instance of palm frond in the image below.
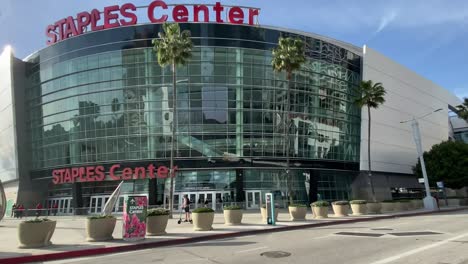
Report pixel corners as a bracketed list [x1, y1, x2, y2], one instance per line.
[272, 37, 306, 78]
[355, 80, 387, 109]
[152, 23, 193, 68]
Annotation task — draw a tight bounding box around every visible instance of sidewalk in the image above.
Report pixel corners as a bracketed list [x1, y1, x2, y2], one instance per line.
[0, 206, 466, 263]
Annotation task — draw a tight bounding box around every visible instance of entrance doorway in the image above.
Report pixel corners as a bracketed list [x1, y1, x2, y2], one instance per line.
[245, 190, 262, 209]
[89, 194, 146, 214]
[174, 191, 231, 211]
[47, 197, 73, 215]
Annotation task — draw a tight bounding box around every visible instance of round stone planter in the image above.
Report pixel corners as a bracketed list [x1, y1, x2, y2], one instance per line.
[438, 200, 447, 207]
[311, 206, 329, 219]
[224, 210, 243, 225]
[410, 200, 422, 209]
[332, 204, 349, 217]
[260, 207, 279, 223]
[192, 212, 215, 231]
[381, 202, 395, 212]
[18, 220, 56, 248]
[350, 204, 367, 215]
[394, 202, 408, 211]
[288, 206, 307, 221]
[366, 203, 382, 214]
[86, 217, 116, 242]
[146, 215, 169, 236]
[406, 201, 415, 210]
[447, 199, 461, 207]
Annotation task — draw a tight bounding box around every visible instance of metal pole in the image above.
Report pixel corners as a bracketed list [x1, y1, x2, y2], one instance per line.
[410, 119, 437, 210]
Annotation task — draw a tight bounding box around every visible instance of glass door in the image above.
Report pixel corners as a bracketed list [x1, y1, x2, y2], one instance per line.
[246, 190, 262, 209]
[47, 197, 73, 215]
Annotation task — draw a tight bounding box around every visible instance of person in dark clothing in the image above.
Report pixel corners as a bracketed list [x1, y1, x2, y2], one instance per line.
[182, 195, 191, 222]
[11, 203, 16, 218]
[53, 202, 58, 216]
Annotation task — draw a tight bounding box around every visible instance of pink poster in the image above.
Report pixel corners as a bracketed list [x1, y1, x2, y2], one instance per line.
[122, 196, 147, 241]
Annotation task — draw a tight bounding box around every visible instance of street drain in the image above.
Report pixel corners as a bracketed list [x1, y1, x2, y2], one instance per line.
[371, 228, 394, 231]
[260, 251, 292, 258]
[389, 231, 442, 236]
[335, 232, 384, 237]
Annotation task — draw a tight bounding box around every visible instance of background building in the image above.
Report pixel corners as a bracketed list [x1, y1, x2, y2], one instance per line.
[0, 20, 462, 214]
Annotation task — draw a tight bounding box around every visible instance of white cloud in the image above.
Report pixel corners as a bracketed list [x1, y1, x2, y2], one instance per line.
[376, 10, 398, 33]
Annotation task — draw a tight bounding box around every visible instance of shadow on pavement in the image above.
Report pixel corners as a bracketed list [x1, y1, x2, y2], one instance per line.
[179, 241, 257, 247]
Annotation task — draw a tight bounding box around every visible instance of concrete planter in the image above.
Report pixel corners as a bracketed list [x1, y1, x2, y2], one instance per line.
[381, 202, 395, 212]
[86, 217, 116, 242]
[332, 204, 349, 217]
[223, 210, 243, 225]
[367, 203, 382, 214]
[288, 206, 307, 221]
[350, 204, 367, 215]
[411, 200, 423, 209]
[438, 200, 447, 207]
[260, 207, 279, 223]
[192, 212, 215, 231]
[406, 201, 415, 210]
[394, 202, 408, 211]
[447, 199, 461, 207]
[311, 206, 329, 219]
[146, 215, 169, 236]
[18, 220, 56, 248]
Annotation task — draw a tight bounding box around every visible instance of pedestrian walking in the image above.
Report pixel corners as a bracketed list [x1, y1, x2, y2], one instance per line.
[182, 195, 191, 222]
[11, 203, 16, 218]
[35, 203, 43, 217]
[53, 202, 58, 216]
[18, 204, 24, 219]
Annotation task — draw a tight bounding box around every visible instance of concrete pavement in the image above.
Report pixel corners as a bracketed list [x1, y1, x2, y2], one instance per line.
[0, 207, 466, 263]
[48, 210, 468, 264]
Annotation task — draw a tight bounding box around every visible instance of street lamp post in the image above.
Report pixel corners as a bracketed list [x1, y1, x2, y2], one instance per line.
[401, 108, 442, 211]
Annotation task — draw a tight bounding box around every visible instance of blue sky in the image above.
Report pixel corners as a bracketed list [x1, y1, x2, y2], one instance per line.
[0, 0, 467, 99]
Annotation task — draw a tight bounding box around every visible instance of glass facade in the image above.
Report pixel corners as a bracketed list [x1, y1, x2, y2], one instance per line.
[24, 23, 361, 204]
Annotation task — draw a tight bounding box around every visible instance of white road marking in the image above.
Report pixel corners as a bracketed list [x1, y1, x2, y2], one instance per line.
[369, 231, 468, 264]
[236, 246, 268, 254]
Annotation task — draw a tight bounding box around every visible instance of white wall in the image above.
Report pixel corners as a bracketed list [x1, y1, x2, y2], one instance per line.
[361, 46, 461, 174]
[0, 47, 19, 182]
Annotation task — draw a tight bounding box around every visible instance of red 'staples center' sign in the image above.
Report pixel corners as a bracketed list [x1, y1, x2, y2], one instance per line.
[46, 1, 260, 45]
[52, 164, 178, 185]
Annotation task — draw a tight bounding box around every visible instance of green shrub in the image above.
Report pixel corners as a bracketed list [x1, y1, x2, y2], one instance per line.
[311, 201, 330, 207]
[88, 215, 116, 220]
[261, 205, 279, 209]
[147, 208, 170, 216]
[224, 205, 242, 210]
[193, 207, 215, 213]
[289, 204, 307, 208]
[24, 218, 51, 223]
[332, 200, 349, 206]
[349, 200, 367, 205]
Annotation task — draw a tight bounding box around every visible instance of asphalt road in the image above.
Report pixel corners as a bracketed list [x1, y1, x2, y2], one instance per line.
[48, 210, 468, 264]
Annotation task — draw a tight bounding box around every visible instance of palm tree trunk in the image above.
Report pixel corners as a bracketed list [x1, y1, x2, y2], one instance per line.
[169, 63, 177, 218]
[286, 72, 292, 204]
[367, 106, 376, 202]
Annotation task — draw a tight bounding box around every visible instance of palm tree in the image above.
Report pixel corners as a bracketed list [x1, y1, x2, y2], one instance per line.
[152, 23, 193, 217]
[355, 80, 386, 202]
[271, 37, 306, 203]
[456, 98, 468, 121]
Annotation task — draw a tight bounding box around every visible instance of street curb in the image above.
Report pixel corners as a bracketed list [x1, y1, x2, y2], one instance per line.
[1, 207, 466, 264]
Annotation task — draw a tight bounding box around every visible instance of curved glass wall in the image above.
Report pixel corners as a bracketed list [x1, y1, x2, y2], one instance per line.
[25, 24, 361, 172]
[28, 46, 361, 169]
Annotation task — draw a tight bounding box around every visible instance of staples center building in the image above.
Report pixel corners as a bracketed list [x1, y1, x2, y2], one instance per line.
[0, 2, 462, 214]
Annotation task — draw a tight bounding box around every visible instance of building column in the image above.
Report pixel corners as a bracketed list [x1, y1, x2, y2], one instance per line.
[309, 170, 319, 203]
[148, 178, 158, 205]
[72, 182, 83, 215]
[235, 169, 244, 203]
